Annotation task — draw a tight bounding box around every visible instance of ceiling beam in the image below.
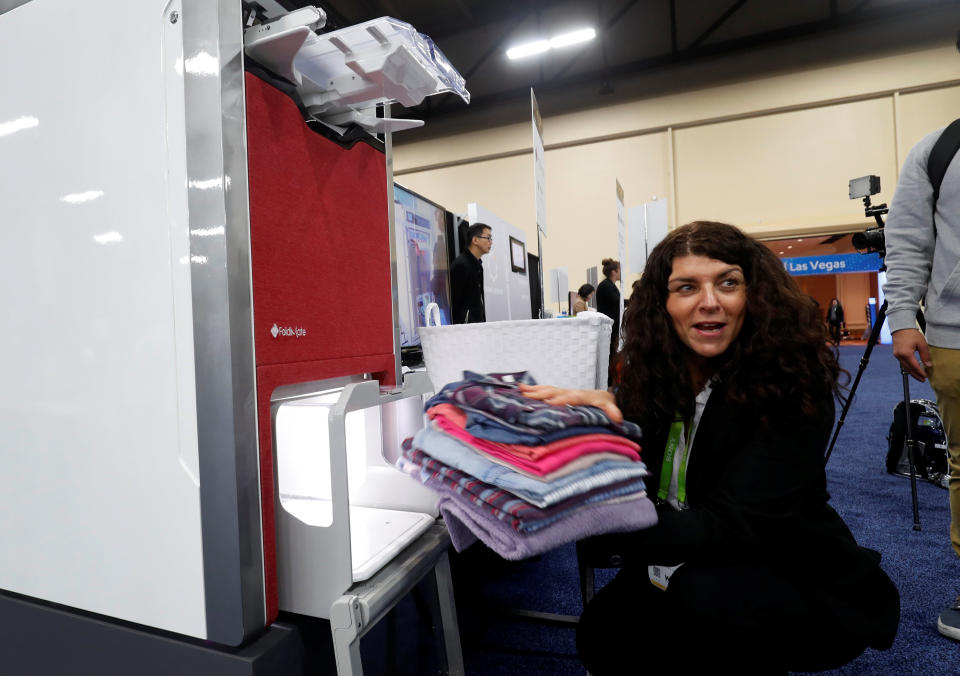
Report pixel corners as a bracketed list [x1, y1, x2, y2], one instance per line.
[550, 0, 639, 81]
[670, 0, 678, 53]
[453, 0, 475, 21]
[414, 2, 537, 42]
[463, 10, 533, 80]
[689, 0, 748, 50]
[605, 0, 641, 30]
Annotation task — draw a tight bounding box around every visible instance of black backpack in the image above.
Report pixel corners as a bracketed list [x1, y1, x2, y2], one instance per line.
[885, 398, 948, 488]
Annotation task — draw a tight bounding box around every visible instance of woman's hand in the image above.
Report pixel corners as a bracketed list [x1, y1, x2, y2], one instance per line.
[518, 384, 624, 423]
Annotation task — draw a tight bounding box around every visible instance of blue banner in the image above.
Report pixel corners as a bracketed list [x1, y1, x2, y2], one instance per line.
[781, 252, 882, 276]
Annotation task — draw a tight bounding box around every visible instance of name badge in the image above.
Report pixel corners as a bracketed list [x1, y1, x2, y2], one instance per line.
[648, 563, 684, 591]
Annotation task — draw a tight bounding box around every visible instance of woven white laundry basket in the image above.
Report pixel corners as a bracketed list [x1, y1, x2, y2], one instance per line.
[418, 312, 612, 392]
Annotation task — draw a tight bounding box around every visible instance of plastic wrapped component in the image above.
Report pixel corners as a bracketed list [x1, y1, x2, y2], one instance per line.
[244, 13, 469, 134]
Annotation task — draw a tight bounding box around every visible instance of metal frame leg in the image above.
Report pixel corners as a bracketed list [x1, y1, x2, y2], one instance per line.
[430, 551, 465, 675]
[330, 596, 363, 676]
[326, 526, 464, 676]
[580, 562, 596, 606]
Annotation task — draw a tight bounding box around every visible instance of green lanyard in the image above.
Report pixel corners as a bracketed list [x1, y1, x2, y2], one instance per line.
[657, 419, 691, 506]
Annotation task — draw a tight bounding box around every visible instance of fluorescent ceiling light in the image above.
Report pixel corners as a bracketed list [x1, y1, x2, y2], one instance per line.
[550, 27, 596, 48]
[506, 27, 596, 60]
[506, 39, 551, 60]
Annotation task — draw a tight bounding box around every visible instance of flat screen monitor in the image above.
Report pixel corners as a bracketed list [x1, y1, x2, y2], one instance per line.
[393, 184, 454, 348]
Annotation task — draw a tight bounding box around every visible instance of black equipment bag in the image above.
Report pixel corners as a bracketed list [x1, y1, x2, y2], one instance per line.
[885, 398, 948, 487]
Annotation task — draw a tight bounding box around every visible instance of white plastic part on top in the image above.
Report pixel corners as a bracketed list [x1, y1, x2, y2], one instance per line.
[243, 9, 470, 134]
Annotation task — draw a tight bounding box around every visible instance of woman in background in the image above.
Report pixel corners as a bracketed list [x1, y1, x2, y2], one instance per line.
[572, 283, 595, 315]
[522, 222, 899, 674]
[595, 258, 621, 384]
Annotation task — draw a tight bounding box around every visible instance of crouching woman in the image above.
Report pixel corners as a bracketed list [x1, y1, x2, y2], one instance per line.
[522, 221, 899, 674]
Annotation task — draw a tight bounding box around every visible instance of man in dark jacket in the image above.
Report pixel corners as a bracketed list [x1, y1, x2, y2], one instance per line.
[827, 297, 845, 344]
[450, 222, 492, 323]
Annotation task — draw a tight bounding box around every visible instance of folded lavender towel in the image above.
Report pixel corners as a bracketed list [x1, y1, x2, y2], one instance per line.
[439, 491, 657, 560]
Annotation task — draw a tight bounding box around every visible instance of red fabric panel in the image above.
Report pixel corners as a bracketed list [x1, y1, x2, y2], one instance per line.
[245, 72, 398, 623]
[246, 73, 394, 368]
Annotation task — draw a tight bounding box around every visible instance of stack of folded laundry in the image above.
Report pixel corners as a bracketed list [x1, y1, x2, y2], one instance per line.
[397, 371, 656, 560]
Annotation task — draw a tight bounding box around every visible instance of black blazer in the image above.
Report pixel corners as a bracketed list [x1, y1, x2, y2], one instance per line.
[591, 383, 899, 649]
[595, 278, 620, 336]
[450, 250, 485, 324]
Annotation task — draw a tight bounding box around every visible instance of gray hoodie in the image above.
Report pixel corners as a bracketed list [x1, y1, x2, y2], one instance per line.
[883, 125, 960, 348]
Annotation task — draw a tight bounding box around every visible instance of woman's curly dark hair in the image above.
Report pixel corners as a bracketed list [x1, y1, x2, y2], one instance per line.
[618, 221, 843, 430]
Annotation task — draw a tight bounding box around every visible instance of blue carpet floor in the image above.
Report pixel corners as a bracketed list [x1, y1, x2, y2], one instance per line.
[446, 344, 960, 674]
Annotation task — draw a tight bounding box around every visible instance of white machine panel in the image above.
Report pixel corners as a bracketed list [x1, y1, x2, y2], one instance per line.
[0, 0, 206, 636]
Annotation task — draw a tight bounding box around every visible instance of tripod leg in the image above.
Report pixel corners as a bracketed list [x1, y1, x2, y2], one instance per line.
[825, 301, 889, 465]
[902, 371, 923, 531]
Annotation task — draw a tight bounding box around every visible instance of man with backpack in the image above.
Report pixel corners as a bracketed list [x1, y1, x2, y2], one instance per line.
[884, 117, 960, 641]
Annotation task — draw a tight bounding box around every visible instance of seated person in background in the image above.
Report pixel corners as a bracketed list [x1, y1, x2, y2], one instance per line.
[521, 221, 899, 675]
[572, 283, 595, 315]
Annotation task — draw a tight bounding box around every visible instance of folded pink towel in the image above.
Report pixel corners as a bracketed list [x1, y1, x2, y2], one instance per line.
[428, 402, 640, 460]
[428, 408, 640, 476]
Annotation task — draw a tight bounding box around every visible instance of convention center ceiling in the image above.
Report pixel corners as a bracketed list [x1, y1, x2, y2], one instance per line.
[251, 0, 959, 133]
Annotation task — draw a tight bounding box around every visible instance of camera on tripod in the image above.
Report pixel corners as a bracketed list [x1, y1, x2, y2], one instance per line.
[849, 174, 888, 257]
[826, 174, 930, 532]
